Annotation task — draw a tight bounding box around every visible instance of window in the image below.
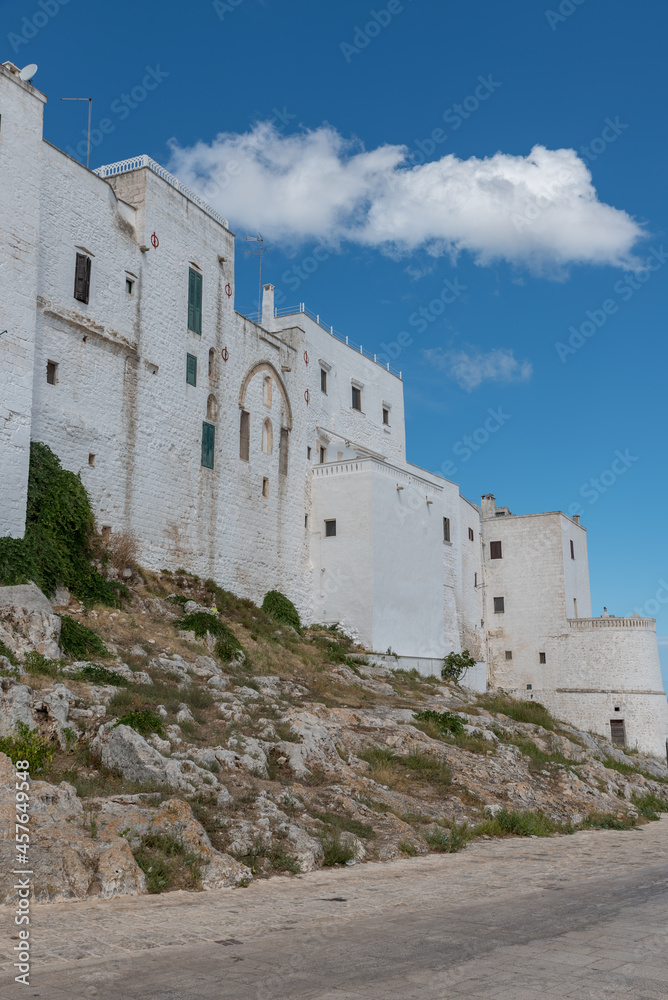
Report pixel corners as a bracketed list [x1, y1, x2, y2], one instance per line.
[239, 410, 250, 461]
[279, 428, 289, 476]
[351, 385, 362, 411]
[201, 422, 215, 469]
[88, 453, 96, 467]
[490, 540, 502, 559]
[526, 684, 533, 691]
[505, 650, 512, 660]
[570, 539, 575, 560]
[263, 376, 272, 407]
[443, 517, 451, 543]
[101, 525, 111, 540]
[474, 572, 477, 588]
[262, 477, 269, 498]
[610, 719, 626, 747]
[186, 353, 197, 386]
[206, 394, 218, 421]
[320, 368, 327, 394]
[325, 519, 337, 537]
[262, 418, 273, 454]
[468, 527, 474, 541]
[319, 446, 326, 464]
[74, 253, 91, 304]
[382, 407, 390, 425]
[304, 514, 309, 528]
[188, 267, 203, 335]
[46, 360, 58, 385]
[208, 348, 215, 377]
[573, 598, 578, 619]
[539, 651, 546, 664]
[307, 446, 312, 460]
[493, 596, 505, 614]
[125, 277, 134, 295]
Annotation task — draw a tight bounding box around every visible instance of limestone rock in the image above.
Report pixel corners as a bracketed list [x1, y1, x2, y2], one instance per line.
[0, 679, 35, 737]
[92, 724, 193, 790]
[0, 583, 61, 660]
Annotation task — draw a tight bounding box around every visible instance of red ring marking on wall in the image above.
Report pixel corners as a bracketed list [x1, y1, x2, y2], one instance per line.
[304, 350, 309, 364]
[225, 283, 232, 297]
[150, 232, 159, 249]
[221, 347, 229, 362]
[304, 389, 310, 405]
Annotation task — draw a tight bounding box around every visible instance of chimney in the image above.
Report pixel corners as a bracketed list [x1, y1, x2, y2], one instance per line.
[573, 514, 580, 525]
[480, 494, 496, 519]
[261, 283, 275, 331]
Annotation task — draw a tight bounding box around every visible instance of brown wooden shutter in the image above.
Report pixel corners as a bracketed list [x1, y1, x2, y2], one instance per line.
[490, 540, 502, 559]
[74, 253, 91, 303]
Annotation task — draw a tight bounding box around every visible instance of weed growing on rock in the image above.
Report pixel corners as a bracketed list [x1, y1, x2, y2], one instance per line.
[413, 709, 465, 737]
[359, 746, 452, 791]
[579, 811, 638, 831]
[0, 640, 17, 666]
[115, 709, 165, 738]
[0, 721, 53, 771]
[424, 820, 471, 853]
[631, 791, 668, 820]
[321, 830, 355, 866]
[262, 590, 301, 634]
[474, 808, 560, 838]
[175, 611, 244, 663]
[73, 663, 127, 686]
[477, 694, 557, 730]
[314, 811, 375, 839]
[24, 653, 60, 678]
[133, 832, 202, 893]
[60, 616, 109, 659]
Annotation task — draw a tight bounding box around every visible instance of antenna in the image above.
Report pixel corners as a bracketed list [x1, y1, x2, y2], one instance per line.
[61, 97, 93, 169]
[18, 64, 38, 82]
[243, 233, 272, 321]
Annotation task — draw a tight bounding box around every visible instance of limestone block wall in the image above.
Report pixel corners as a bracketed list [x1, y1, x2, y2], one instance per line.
[0, 65, 46, 538]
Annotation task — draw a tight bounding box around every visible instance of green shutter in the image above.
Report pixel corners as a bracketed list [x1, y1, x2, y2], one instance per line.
[186, 353, 197, 386]
[188, 268, 202, 334]
[201, 422, 215, 469]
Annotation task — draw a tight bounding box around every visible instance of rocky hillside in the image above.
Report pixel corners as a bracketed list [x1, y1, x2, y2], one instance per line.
[1, 569, 667, 903]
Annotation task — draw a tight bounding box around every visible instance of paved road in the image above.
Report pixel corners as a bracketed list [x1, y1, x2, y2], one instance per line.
[2, 819, 667, 999]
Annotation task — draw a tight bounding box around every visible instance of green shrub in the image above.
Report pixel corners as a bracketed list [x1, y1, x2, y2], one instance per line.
[262, 590, 301, 633]
[133, 832, 201, 893]
[424, 820, 471, 853]
[632, 791, 668, 821]
[60, 616, 109, 659]
[0, 721, 53, 771]
[321, 830, 355, 866]
[73, 663, 128, 687]
[474, 808, 559, 838]
[0, 640, 17, 666]
[24, 652, 61, 678]
[441, 649, 476, 683]
[579, 811, 637, 831]
[175, 611, 243, 662]
[115, 709, 165, 738]
[314, 811, 375, 839]
[601, 756, 639, 777]
[506, 734, 573, 770]
[413, 709, 465, 737]
[0, 442, 126, 606]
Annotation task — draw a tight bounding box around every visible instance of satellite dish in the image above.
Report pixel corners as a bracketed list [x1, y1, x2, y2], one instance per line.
[19, 64, 38, 82]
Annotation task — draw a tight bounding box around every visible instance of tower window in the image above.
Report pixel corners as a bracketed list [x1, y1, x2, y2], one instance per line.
[490, 540, 502, 559]
[263, 375, 272, 407]
[74, 253, 91, 304]
[262, 418, 273, 454]
[239, 410, 250, 461]
[539, 651, 546, 664]
[320, 368, 327, 394]
[125, 277, 134, 295]
[206, 394, 218, 421]
[351, 385, 362, 411]
[325, 519, 336, 537]
[188, 267, 203, 335]
[610, 719, 626, 747]
[201, 421, 215, 469]
[493, 596, 505, 614]
[505, 650, 512, 660]
[320, 446, 326, 464]
[88, 453, 96, 467]
[279, 428, 289, 476]
[46, 361, 58, 385]
[262, 477, 269, 498]
[468, 527, 474, 541]
[186, 353, 197, 386]
[307, 446, 312, 460]
[382, 407, 390, 425]
[208, 348, 215, 377]
[443, 517, 451, 543]
[570, 539, 575, 559]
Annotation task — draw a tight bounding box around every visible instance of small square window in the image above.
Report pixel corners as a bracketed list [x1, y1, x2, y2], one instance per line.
[443, 517, 451, 543]
[527, 684, 533, 691]
[539, 651, 546, 664]
[262, 477, 269, 498]
[88, 453, 96, 467]
[382, 407, 390, 425]
[468, 527, 474, 541]
[46, 360, 58, 385]
[125, 277, 134, 294]
[320, 369, 327, 394]
[493, 596, 505, 614]
[351, 386, 362, 411]
[505, 650, 512, 660]
[490, 540, 502, 559]
[325, 519, 336, 537]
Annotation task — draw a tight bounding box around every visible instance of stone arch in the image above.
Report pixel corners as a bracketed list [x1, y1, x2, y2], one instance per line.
[206, 393, 218, 421]
[238, 361, 292, 430]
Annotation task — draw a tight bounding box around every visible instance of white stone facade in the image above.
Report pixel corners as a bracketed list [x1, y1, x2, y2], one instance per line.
[1, 63, 666, 756]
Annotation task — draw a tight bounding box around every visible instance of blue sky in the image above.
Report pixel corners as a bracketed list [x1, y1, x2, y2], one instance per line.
[4, 0, 667, 678]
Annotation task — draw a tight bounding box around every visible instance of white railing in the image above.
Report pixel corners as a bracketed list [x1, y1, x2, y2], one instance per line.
[246, 303, 403, 380]
[94, 155, 229, 229]
[312, 457, 440, 493]
[568, 617, 655, 630]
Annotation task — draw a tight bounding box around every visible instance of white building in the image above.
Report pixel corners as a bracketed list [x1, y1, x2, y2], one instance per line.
[1, 62, 667, 756]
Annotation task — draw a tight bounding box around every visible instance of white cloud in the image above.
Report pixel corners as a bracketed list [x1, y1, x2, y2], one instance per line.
[424, 346, 533, 392]
[167, 124, 644, 272]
